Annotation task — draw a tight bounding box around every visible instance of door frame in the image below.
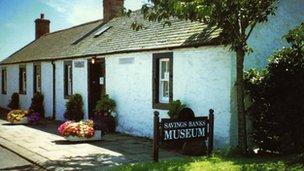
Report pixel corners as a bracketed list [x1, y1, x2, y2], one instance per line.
[87, 58, 106, 118]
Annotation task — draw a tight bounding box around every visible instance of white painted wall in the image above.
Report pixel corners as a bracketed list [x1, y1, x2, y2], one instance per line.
[0, 63, 34, 111]
[41, 62, 53, 118]
[245, 0, 304, 69]
[54, 60, 89, 121]
[105, 46, 235, 148]
[72, 59, 89, 119]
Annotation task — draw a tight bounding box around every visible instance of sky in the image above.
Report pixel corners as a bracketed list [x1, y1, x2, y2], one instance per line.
[0, 0, 148, 61]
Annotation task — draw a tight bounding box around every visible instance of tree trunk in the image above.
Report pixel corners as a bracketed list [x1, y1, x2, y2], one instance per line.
[236, 47, 248, 154]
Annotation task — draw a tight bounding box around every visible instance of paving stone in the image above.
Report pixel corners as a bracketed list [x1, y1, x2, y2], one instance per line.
[0, 118, 185, 169]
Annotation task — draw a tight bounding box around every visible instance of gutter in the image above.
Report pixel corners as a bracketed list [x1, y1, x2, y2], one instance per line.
[0, 42, 226, 66]
[51, 60, 56, 120]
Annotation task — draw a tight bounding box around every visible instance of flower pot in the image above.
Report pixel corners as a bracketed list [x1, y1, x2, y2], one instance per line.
[10, 117, 28, 124]
[65, 130, 103, 142]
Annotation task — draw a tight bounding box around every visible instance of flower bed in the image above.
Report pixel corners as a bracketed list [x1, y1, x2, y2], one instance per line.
[58, 120, 103, 141]
[7, 110, 29, 124]
[7, 110, 41, 124]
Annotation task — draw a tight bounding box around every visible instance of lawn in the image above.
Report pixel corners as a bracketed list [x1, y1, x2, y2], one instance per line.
[110, 154, 304, 171]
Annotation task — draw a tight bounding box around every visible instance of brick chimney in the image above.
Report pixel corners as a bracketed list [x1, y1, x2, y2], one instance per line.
[103, 0, 124, 22]
[35, 13, 50, 39]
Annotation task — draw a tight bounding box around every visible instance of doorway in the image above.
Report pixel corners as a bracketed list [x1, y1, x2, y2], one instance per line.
[88, 58, 105, 118]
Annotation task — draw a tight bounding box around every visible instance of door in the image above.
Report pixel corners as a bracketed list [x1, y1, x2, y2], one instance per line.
[88, 58, 106, 118]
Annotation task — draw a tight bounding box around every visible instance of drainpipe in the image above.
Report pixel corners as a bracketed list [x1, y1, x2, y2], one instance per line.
[51, 60, 56, 120]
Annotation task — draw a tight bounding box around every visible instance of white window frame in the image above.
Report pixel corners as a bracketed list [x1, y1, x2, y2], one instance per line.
[159, 58, 170, 103]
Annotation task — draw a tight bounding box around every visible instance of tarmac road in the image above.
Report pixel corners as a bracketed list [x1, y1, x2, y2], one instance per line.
[0, 146, 42, 171]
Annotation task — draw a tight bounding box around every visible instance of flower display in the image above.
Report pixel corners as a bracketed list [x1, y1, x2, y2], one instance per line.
[27, 112, 41, 124]
[7, 110, 29, 123]
[58, 120, 95, 138]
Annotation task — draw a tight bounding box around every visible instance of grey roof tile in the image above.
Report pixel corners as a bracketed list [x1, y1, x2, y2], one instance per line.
[0, 11, 221, 65]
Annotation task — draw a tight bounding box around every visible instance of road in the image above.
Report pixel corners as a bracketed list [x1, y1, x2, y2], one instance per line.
[0, 146, 41, 170]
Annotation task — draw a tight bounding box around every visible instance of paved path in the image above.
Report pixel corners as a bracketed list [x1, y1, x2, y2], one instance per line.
[0, 119, 183, 170]
[0, 146, 41, 170]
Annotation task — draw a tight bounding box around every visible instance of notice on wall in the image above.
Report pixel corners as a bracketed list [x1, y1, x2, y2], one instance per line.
[74, 61, 85, 68]
[161, 117, 208, 141]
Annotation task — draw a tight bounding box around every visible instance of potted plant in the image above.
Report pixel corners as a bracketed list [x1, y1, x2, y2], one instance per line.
[8, 93, 19, 110]
[7, 110, 29, 124]
[64, 93, 84, 122]
[58, 120, 103, 141]
[93, 94, 116, 133]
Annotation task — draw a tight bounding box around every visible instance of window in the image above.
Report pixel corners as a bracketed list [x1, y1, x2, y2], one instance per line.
[19, 66, 26, 94]
[33, 64, 41, 93]
[1, 68, 7, 94]
[152, 52, 173, 109]
[64, 61, 73, 98]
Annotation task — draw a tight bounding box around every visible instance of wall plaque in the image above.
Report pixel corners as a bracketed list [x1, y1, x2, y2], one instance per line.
[74, 61, 85, 68]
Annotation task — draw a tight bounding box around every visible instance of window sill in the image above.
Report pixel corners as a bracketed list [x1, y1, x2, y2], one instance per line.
[1, 92, 7, 95]
[153, 103, 169, 110]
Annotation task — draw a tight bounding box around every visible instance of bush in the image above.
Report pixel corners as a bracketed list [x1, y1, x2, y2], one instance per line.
[244, 23, 304, 155]
[95, 94, 116, 115]
[8, 93, 19, 109]
[64, 93, 84, 122]
[94, 95, 116, 132]
[29, 92, 45, 118]
[167, 100, 186, 119]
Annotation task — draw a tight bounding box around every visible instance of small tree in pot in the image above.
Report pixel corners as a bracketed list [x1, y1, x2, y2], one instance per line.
[64, 94, 84, 122]
[94, 94, 116, 133]
[8, 93, 19, 110]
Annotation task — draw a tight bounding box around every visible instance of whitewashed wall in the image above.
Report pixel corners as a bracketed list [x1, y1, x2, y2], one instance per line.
[105, 46, 235, 148]
[72, 59, 89, 120]
[54, 60, 89, 121]
[245, 0, 304, 69]
[41, 62, 53, 118]
[0, 63, 34, 111]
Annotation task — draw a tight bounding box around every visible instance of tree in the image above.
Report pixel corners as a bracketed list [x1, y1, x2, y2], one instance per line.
[127, 0, 278, 153]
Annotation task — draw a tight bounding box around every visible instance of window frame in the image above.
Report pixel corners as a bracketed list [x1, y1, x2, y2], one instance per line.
[19, 65, 27, 94]
[64, 61, 73, 99]
[1, 68, 7, 95]
[152, 52, 173, 110]
[33, 63, 41, 93]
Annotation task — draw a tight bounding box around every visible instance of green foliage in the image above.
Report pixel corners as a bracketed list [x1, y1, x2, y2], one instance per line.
[167, 100, 186, 119]
[110, 154, 304, 171]
[244, 23, 304, 154]
[128, 0, 277, 51]
[64, 93, 84, 122]
[95, 94, 116, 115]
[29, 92, 44, 118]
[8, 93, 19, 110]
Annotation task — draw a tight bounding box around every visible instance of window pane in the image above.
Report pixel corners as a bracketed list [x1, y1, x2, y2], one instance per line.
[163, 81, 169, 97]
[161, 61, 166, 79]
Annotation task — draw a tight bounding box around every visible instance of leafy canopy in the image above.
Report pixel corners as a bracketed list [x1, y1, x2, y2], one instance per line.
[129, 0, 277, 51]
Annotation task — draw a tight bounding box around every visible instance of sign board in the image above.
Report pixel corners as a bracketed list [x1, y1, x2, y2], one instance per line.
[74, 61, 85, 68]
[153, 109, 214, 162]
[99, 77, 104, 85]
[161, 117, 208, 141]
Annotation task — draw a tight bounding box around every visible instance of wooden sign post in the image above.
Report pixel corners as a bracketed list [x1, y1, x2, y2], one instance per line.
[153, 109, 214, 162]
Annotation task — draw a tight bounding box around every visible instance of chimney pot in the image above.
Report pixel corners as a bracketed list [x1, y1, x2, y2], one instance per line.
[35, 13, 50, 39]
[103, 0, 124, 22]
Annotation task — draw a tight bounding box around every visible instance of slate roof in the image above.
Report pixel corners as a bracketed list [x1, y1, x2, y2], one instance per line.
[0, 11, 221, 65]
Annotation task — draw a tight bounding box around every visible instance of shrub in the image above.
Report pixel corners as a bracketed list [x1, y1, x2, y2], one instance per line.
[64, 93, 84, 122]
[95, 94, 116, 115]
[244, 23, 304, 155]
[167, 100, 186, 119]
[8, 93, 19, 109]
[94, 95, 116, 132]
[29, 92, 45, 118]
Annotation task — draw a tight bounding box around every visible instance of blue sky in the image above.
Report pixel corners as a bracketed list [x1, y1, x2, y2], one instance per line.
[0, 0, 148, 61]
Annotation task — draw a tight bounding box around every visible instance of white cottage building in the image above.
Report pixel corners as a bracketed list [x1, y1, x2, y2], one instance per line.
[0, 0, 303, 148]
